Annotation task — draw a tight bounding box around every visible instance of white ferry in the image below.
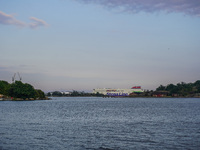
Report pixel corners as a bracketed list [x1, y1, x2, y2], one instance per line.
[93, 86, 144, 96]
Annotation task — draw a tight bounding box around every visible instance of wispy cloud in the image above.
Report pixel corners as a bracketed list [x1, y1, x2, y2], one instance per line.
[77, 0, 200, 17]
[29, 17, 49, 29]
[0, 11, 49, 29]
[0, 11, 26, 27]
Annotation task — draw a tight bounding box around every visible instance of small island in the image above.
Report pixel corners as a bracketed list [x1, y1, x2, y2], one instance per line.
[0, 80, 48, 101]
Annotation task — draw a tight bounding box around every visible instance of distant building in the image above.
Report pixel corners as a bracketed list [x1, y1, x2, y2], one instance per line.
[93, 86, 144, 96]
[61, 91, 72, 95]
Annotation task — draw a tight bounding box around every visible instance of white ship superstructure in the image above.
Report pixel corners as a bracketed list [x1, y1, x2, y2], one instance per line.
[93, 86, 144, 96]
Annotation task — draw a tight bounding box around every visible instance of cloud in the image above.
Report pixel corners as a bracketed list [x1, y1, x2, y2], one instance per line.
[29, 17, 49, 29]
[0, 11, 49, 29]
[0, 11, 26, 27]
[77, 0, 200, 17]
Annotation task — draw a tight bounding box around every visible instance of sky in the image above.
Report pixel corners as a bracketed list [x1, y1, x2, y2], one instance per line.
[0, 0, 200, 92]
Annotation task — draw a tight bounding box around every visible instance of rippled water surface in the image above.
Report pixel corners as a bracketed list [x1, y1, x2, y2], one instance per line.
[0, 97, 200, 150]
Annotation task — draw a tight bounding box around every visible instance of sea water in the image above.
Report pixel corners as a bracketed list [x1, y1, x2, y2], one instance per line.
[0, 97, 200, 150]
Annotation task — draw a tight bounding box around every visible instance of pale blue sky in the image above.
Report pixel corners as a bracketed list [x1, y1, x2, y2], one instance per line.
[1, 0, 200, 92]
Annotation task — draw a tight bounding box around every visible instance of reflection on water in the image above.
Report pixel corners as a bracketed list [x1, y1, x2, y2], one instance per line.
[0, 97, 200, 150]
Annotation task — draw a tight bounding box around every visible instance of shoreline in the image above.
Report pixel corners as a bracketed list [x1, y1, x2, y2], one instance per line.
[1, 96, 200, 101]
[0, 97, 51, 101]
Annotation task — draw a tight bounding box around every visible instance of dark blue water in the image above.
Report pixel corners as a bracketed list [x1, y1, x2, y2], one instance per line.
[0, 97, 200, 150]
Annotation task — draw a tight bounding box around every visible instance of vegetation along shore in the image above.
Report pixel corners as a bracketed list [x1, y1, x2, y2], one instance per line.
[48, 80, 200, 98]
[1, 80, 200, 100]
[0, 80, 49, 101]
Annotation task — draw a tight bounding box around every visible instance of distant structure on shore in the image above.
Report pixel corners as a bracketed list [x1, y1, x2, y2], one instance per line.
[93, 86, 144, 96]
[12, 72, 22, 83]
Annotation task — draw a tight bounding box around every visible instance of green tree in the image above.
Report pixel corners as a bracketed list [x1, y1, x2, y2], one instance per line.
[47, 92, 52, 96]
[156, 80, 200, 97]
[156, 85, 166, 91]
[71, 91, 80, 96]
[194, 80, 200, 93]
[9, 81, 35, 99]
[95, 92, 104, 97]
[0, 80, 10, 95]
[35, 89, 45, 99]
[165, 84, 177, 95]
[52, 91, 63, 96]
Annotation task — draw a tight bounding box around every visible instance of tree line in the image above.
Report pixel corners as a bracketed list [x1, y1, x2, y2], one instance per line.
[2, 79, 199, 99]
[0, 80, 45, 100]
[47, 80, 200, 98]
[47, 91, 104, 97]
[156, 80, 200, 97]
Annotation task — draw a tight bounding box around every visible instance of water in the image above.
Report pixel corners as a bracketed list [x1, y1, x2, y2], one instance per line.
[0, 97, 200, 150]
